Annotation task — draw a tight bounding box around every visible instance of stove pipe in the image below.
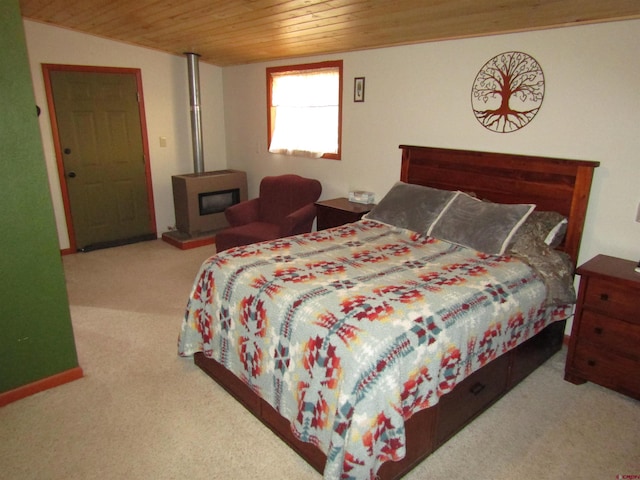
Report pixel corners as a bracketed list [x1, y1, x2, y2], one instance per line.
[185, 52, 204, 174]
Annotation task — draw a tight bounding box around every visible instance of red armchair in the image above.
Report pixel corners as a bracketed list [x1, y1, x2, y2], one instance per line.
[215, 174, 322, 252]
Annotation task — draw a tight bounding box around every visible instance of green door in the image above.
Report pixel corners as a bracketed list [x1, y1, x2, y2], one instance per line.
[49, 70, 154, 251]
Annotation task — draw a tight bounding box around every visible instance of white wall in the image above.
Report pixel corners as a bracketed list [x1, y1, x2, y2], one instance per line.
[23, 20, 226, 249]
[24, 18, 640, 270]
[223, 19, 640, 268]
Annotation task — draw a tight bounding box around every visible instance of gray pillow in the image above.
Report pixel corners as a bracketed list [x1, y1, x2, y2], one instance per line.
[428, 192, 535, 255]
[364, 182, 456, 233]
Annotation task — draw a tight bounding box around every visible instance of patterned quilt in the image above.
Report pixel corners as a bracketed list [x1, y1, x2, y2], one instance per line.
[178, 220, 571, 479]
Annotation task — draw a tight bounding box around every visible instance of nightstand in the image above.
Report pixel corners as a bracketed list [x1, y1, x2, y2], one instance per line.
[315, 197, 375, 230]
[564, 254, 640, 400]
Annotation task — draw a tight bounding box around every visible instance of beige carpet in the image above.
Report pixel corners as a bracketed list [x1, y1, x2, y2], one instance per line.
[1, 239, 638, 479]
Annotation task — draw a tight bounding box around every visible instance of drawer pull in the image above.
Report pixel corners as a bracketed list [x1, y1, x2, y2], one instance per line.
[599, 293, 609, 301]
[587, 359, 597, 367]
[469, 382, 486, 395]
[593, 327, 603, 335]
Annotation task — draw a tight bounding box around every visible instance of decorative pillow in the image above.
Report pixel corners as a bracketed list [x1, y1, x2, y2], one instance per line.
[510, 232, 576, 306]
[544, 217, 568, 247]
[427, 192, 535, 255]
[364, 182, 456, 233]
[513, 210, 568, 248]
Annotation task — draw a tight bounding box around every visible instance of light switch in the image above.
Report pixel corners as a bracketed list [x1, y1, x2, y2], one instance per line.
[159, 136, 167, 148]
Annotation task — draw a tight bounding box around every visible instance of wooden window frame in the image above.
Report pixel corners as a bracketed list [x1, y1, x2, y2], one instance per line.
[267, 60, 343, 160]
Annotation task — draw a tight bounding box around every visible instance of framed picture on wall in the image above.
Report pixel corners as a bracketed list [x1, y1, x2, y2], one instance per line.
[354, 77, 365, 102]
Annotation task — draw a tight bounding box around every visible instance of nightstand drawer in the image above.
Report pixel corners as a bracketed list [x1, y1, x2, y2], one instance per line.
[583, 277, 640, 322]
[315, 198, 375, 230]
[317, 207, 361, 230]
[579, 310, 640, 360]
[573, 344, 640, 399]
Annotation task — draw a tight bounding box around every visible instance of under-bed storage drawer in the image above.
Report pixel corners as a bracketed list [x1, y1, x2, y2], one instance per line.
[509, 320, 564, 387]
[435, 353, 509, 446]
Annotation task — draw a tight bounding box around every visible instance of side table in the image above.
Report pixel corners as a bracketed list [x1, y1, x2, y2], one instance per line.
[315, 197, 375, 230]
[564, 254, 640, 400]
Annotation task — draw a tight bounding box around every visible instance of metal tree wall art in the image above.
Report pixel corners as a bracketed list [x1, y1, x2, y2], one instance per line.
[471, 51, 545, 133]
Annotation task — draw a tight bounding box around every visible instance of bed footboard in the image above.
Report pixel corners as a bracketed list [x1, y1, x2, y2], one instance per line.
[194, 320, 565, 479]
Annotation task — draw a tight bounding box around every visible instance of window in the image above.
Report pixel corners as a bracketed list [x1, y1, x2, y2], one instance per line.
[267, 60, 342, 160]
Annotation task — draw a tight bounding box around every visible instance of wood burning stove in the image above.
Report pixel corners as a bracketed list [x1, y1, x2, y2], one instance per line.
[171, 170, 247, 236]
[163, 54, 248, 249]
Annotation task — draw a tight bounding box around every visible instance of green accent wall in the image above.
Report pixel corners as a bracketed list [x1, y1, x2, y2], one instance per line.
[1, 0, 80, 393]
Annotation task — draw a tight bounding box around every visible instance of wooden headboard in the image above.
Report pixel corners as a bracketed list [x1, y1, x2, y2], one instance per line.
[399, 145, 600, 265]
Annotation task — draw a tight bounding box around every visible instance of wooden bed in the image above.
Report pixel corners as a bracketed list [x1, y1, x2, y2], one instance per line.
[193, 145, 599, 479]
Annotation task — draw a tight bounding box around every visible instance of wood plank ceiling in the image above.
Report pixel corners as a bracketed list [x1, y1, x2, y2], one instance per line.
[19, 0, 640, 66]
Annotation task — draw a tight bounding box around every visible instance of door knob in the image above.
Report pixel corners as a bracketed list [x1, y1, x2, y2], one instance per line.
[68, 171, 77, 178]
[64, 148, 71, 154]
